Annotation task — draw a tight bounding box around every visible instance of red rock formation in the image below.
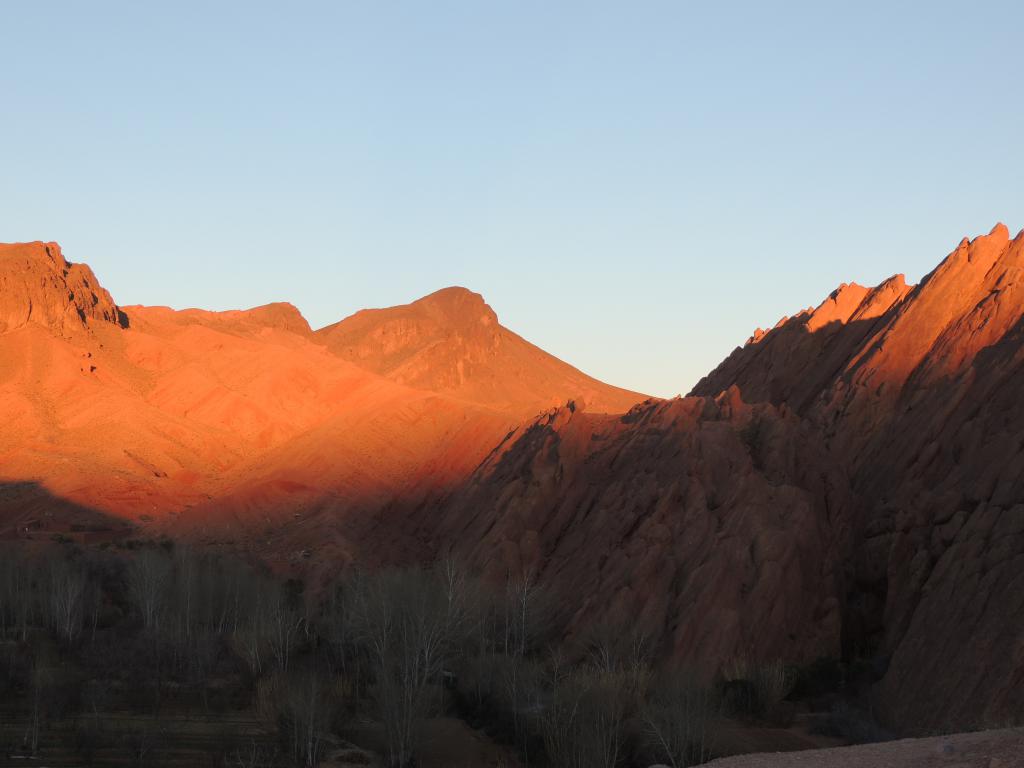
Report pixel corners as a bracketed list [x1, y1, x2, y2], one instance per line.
[694, 223, 1024, 732]
[694, 274, 912, 414]
[0, 242, 125, 334]
[407, 391, 855, 672]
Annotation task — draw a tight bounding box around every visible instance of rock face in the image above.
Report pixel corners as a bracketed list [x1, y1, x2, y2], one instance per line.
[693, 223, 1024, 732]
[316, 286, 643, 414]
[417, 390, 854, 671]
[695, 276, 914, 415]
[0, 242, 125, 334]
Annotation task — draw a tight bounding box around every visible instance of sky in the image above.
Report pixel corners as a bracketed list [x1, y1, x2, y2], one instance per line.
[2, 2, 1022, 397]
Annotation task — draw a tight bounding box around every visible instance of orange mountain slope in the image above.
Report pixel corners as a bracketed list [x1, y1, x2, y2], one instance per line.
[0, 241, 645, 538]
[316, 286, 643, 414]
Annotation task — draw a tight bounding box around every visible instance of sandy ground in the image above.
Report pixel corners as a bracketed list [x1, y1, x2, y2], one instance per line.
[705, 727, 1024, 767]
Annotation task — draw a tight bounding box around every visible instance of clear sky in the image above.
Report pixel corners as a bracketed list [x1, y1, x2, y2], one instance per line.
[2, 2, 1021, 397]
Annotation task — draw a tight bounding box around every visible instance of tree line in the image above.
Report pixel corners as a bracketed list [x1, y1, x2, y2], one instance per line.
[0, 540, 789, 767]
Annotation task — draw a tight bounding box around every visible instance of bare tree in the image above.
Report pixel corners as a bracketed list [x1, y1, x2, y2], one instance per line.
[25, 660, 48, 755]
[642, 669, 715, 768]
[437, 555, 470, 638]
[162, 547, 222, 682]
[235, 600, 271, 677]
[284, 665, 333, 768]
[268, 582, 305, 673]
[232, 574, 304, 676]
[0, 545, 15, 637]
[127, 550, 171, 632]
[504, 569, 540, 658]
[349, 569, 453, 768]
[0, 547, 39, 641]
[449, 572, 503, 713]
[496, 653, 543, 758]
[46, 559, 87, 644]
[255, 659, 336, 768]
[541, 667, 632, 768]
[210, 556, 249, 635]
[172, 545, 198, 648]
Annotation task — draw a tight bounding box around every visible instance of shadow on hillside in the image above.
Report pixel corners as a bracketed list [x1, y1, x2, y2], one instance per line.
[0, 480, 134, 544]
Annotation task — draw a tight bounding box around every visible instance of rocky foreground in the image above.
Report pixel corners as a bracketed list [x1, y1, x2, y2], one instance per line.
[706, 727, 1024, 767]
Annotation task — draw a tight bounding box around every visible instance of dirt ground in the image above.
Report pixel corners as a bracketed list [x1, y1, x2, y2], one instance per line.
[343, 715, 520, 768]
[710, 714, 846, 756]
[704, 727, 1024, 768]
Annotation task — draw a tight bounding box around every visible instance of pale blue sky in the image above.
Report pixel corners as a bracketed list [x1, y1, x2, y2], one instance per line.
[2, 2, 1021, 397]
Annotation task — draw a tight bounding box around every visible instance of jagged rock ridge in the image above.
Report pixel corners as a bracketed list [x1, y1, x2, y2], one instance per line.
[0, 242, 126, 334]
[692, 223, 1024, 731]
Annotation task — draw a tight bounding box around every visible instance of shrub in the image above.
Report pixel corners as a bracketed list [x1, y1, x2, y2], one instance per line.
[790, 656, 843, 701]
[720, 657, 792, 720]
[642, 668, 715, 768]
[540, 667, 631, 768]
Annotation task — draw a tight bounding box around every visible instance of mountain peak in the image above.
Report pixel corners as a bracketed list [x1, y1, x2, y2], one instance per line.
[987, 221, 1010, 240]
[412, 286, 499, 328]
[953, 222, 1012, 267]
[315, 286, 643, 414]
[805, 282, 871, 332]
[0, 241, 126, 335]
[239, 302, 312, 335]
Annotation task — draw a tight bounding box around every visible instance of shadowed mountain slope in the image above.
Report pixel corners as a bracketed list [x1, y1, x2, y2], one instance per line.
[691, 223, 1024, 731]
[403, 391, 856, 672]
[366, 224, 1024, 734]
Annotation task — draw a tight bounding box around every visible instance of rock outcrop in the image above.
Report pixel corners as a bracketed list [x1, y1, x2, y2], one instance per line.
[0, 242, 125, 334]
[411, 390, 855, 672]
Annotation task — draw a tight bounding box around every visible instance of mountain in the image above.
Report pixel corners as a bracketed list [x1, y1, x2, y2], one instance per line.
[5, 227, 1024, 735]
[0, 242, 644, 544]
[316, 286, 643, 414]
[384, 224, 1024, 734]
[692, 223, 1024, 731]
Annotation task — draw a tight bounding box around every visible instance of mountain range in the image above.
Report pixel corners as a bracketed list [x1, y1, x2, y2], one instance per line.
[2, 225, 1023, 733]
